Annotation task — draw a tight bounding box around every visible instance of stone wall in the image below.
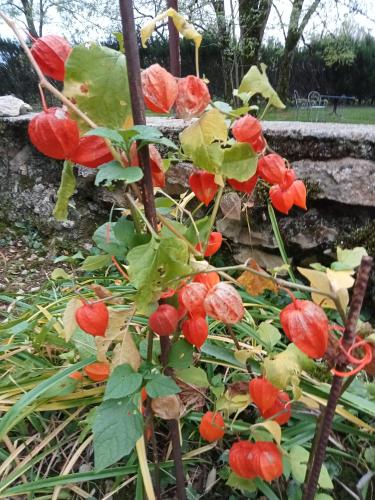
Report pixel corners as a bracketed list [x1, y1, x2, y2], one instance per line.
[1, 115, 375, 266]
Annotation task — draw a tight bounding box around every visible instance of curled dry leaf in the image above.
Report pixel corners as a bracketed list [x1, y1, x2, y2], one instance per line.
[220, 192, 242, 221]
[90, 284, 124, 304]
[62, 297, 81, 341]
[176, 380, 206, 412]
[227, 380, 249, 398]
[151, 394, 182, 420]
[237, 259, 278, 296]
[112, 328, 141, 372]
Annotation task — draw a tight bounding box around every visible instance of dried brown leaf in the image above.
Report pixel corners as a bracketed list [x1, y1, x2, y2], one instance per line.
[237, 259, 278, 296]
[151, 394, 182, 420]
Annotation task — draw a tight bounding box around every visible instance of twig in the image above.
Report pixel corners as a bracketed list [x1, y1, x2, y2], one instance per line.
[302, 256, 373, 500]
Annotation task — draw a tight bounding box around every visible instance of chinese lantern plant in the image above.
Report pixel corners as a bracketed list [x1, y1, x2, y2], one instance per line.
[4, 8, 374, 500]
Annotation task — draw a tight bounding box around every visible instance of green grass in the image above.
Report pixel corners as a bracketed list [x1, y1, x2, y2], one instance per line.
[264, 105, 375, 125]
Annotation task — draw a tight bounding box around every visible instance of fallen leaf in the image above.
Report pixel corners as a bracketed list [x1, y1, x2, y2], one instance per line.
[237, 259, 278, 296]
[91, 284, 123, 304]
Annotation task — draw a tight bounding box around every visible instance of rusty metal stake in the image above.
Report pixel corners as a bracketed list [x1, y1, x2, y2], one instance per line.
[167, 0, 181, 77]
[119, 1, 186, 498]
[303, 256, 373, 500]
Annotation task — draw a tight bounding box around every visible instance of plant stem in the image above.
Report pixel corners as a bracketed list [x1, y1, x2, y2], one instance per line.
[156, 212, 201, 257]
[203, 185, 224, 254]
[267, 203, 296, 283]
[159, 337, 186, 500]
[227, 325, 241, 350]
[302, 256, 373, 500]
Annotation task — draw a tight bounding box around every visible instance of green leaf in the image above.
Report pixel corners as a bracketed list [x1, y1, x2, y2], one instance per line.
[93, 222, 124, 257]
[131, 125, 177, 150]
[168, 340, 194, 369]
[53, 161, 76, 221]
[104, 364, 143, 401]
[200, 342, 244, 368]
[71, 328, 96, 359]
[51, 268, 72, 280]
[85, 127, 126, 146]
[289, 445, 333, 489]
[64, 44, 132, 130]
[220, 142, 257, 181]
[93, 398, 143, 470]
[114, 217, 137, 248]
[226, 472, 256, 492]
[128, 236, 191, 313]
[257, 322, 281, 350]
[175, 367, 209, 388]
[81, 254, 112, 271]
[95, 162, 143, 187]
[238, 63, 285, 109]
[41, 376, 78, 400]
[180, 109, 227, 173]
[184, 216, 210, 245]
[145, 374, 181, 398]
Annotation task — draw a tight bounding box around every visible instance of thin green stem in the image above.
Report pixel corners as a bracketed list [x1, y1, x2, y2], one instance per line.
[259, 99, 271, 120]
[126, 194, 158, 238]
[210, 100, 238, 120]
[267, 203, 296, 283]
[203, 185, 224, 253]
[156, 212, 201, 257]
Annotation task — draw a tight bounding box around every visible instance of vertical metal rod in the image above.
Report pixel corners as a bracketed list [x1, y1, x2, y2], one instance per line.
[303, 256, 373, 500]
[167, 0, 181, 77]
[119, 0, 157, 229]
[119, 2, 186, 497]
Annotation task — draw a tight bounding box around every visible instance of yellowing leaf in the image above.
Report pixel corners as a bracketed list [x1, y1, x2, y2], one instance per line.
[180, 109, 227, 172]
[105, 308, 132, 341]
[336, 246, 368, 269]
[238, 63, 285, 109]
[234, 349, 259, 365]
[112, 329, 141, 372]
[298, 266, 354, 312]
[216, 390, 250, 416]
[237, 260, 278, 296]
[141, 8, 202, 49]
[252, 420, 281, 446]
[62, 298, 81, 341]
[263, 344, 312, 390]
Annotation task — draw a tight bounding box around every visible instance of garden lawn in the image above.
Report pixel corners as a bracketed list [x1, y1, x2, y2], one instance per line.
[265, 105, 375, 124]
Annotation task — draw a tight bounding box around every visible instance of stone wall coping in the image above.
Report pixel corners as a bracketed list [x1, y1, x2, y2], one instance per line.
[2, 113, 375, 143]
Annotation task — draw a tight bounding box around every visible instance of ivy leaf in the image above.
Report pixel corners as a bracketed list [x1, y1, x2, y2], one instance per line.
[81, 254, 112, 271]
[289, 445, 333, 489]
[146, 374, 181, 398]
[93, 398, 143, 470]
[53, 161, 76, 221]
[168, 340, 194, 369]
[220, 142, 257, 181]
[180, 109, 227, 172]
[238, 63, 285, 109]
[64, 44, 132, 130]
[103, 364, 142, 401]
[95, 162, 143, 187]
[175, 367, 210, 388]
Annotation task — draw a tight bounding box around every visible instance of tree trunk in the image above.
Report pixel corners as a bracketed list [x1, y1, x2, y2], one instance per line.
[238, 0, 272, 70]
[276, 0, 321, 102]
[210, 0, 232, 100]
[20, 0, 38, 38]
